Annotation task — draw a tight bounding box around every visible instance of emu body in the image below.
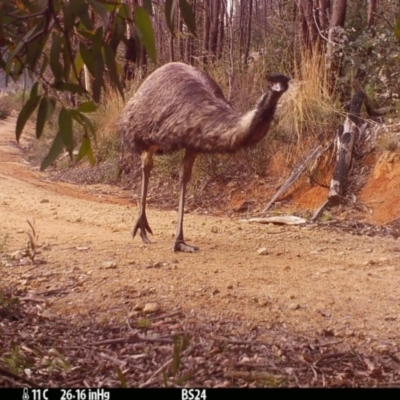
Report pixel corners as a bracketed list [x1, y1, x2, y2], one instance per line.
[119, 62, 289, 252]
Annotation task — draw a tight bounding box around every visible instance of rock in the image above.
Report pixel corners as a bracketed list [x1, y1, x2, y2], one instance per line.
[211, 226, 218, 233]
[288, 303, 300, 311]
[143, 302, 159, 314]
[103, 260, 117, 269]
[257, 247, 268, 255]
[40, 199, 50, 203]
[10, 250, 23, 260]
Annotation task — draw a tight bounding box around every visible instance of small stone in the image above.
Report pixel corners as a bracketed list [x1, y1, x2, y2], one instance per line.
[257, 247, 268, 255]
[143, 302, 159, 314]
[11, 250, 23, 260]
[40, 199, 50, 203]
[153, 261, 162, 268]
[103, 260, 117, 269]
[211, 226, 218, 233]
[374, 344, 390, 354]
[288, 303, 300, 311]
[258, 299, 268, 307]
[76, 246, 90, 251]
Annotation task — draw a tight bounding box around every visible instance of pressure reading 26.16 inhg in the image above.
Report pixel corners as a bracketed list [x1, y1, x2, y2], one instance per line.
[61, 389, 109, 400]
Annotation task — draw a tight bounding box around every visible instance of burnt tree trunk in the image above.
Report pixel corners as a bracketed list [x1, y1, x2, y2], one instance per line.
[328, 90, 364, 204]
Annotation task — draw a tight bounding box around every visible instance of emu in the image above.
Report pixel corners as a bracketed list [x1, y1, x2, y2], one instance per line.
[119, 62, 289, 253]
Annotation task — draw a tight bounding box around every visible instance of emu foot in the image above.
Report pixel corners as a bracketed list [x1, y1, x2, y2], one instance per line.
[172, 241, 199, 253]
[132, 216, 153, 244]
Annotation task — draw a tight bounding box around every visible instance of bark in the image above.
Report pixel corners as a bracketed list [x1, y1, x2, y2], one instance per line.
[203, 0, 211, 65]
[329, 0, 346, 28]
[209, 0, 221, 62]
[217, 0, 225, 60]
[326, 0, 347, 88]
[367, 0, 377, 35]
[243, 0, 253, 66]
[297, 0, 319, 51]
[318, 0, 330, 33]
[328, 91, 363, 204]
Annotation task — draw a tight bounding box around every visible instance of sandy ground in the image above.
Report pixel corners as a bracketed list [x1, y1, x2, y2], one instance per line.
[1, 117, 400, 345]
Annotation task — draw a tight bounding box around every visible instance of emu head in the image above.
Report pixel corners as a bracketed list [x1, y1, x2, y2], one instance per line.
[266, 74, 290, 93]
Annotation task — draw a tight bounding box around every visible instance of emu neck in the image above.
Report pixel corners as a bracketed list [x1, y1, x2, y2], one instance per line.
[235, 90, 282, 149]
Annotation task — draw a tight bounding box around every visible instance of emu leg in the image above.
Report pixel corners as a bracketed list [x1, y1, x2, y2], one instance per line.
[132, 148, 156, 243]
[173, 151, 198, 253]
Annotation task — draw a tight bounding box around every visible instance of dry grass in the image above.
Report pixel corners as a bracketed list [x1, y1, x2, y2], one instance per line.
[277, 51, 341, 152]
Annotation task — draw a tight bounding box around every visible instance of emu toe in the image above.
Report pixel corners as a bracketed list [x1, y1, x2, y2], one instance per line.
[173, 241, 199, 253]
[132, 216, 153, 244]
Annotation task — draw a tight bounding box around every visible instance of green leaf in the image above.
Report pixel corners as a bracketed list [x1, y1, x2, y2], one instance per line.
[134, 7, 157, 63]
[76, 2, 93, 31]
[165, 0, 178, 35]
[71, 110, 96, 134]
[115, 366, 127, 388]
[16, 84, 41, 142]
[77, 101, 97, 113]
[172, 334, 182, 376]
[88, 0, 109, 27]
[76, 134, 95, 165]
[30, 81, 40, 99]
[40, 131, 65, 171]
[179, 0, 196, 35]
[39, 53, 49, 76]
[79, 42, 95, 75]
[72, 49, 84, 84]
[5, 23, 38, 83]
[103, 43, 124, 98]
[395, 17, 400, 39]
[58, 108, 73, 156]
[36, 97, 56, 139]
[52, 82, 87, 94]
[92, 57, 104, 103]
[64, 0, 86, 30]
[50, 33, 64, 83]
[142, 0, 153, 15]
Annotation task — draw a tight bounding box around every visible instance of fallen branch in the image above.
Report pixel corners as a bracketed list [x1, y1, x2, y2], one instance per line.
[241, 216, 307, 225]
[262, 146, 325, 213]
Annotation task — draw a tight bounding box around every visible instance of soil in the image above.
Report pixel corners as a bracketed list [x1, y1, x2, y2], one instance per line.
[1, 117, 400, 388]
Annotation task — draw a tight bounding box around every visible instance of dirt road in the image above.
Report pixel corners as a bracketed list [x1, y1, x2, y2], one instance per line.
[1, 117, 400, 386]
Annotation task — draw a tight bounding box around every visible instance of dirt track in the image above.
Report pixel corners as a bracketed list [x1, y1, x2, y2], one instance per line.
[1, 116, 399, 338]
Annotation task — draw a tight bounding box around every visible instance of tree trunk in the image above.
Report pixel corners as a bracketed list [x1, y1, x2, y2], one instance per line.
[243, 0, 253, 66]
[297, 0, 319, 51]
[209, 0, 221, 62]
[326, 0, 347, 89]
[328, 90, 363, 204]
[203, 0, 211, 65]
[367, 0, 377, 34]
[217, 0, 225, 60]
[318, 0, 329, 33]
